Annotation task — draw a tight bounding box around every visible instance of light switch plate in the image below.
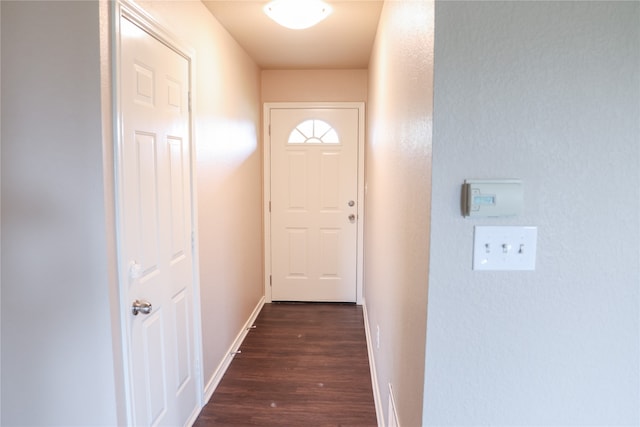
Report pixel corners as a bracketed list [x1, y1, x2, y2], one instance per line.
[473, 226, 537, 271]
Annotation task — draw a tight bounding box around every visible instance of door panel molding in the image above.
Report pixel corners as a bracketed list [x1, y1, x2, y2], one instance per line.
[113, 1, 203, 425]
[263, 102, 365, 304]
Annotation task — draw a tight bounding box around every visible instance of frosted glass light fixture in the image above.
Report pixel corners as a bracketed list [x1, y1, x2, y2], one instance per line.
[264, 0, 333, 30]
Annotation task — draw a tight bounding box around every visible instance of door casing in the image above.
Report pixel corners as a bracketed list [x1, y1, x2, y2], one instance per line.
[112, 1, 203, 424]
[263, 102, 365, 304]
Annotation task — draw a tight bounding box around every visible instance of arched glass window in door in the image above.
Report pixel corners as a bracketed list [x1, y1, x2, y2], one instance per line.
[288, 119, 339, 144]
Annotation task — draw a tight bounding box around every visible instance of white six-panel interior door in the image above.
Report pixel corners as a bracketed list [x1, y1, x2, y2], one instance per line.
[116, 5, 200, 426]
[265, 104, 365, 303]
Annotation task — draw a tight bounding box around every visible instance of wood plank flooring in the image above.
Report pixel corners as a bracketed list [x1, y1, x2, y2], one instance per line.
[193, 303, 378, 426]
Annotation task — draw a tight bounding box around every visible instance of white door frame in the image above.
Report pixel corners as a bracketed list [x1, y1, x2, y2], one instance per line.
[112, 1, 203, 423]
[263, 102, 365, 304]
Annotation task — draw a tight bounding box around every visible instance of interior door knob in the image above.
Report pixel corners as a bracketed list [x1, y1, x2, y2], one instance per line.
[131, 299, 153, 316]
[348, 214, 356, 221]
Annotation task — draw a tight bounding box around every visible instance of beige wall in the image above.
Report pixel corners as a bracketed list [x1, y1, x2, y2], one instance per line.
[137, 0, 264, 392]
[365, 1, 434, 426]
[262, 69, 367, 102]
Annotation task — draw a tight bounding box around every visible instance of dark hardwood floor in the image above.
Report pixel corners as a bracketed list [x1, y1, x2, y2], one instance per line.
[193, 302, 378, 426]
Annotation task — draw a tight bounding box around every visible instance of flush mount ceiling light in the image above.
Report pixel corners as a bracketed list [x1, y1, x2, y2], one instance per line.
[263, 0, 333, 30]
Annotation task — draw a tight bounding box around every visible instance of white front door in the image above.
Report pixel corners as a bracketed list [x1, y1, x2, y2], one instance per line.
[269, 107, 360, 302]
[118, 14, 199, 426]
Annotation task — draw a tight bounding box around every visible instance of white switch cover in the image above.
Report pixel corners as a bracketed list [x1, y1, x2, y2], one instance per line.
[473, 226, 537, 271]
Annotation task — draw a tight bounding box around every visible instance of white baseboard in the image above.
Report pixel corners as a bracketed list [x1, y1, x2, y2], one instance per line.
[184, 403, 201, 427]
[387, 383, 400, 427]
[202, 296, 265, 404]
[362, 300, 385, 427]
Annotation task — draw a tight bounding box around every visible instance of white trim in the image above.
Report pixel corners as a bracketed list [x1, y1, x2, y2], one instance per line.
[203, 296, 266, 403]
[112, 1, 203, 423]
[184, 404, 202, 427]
[387, 383, 400, 427]
[263, 104, 272, 302]
[363, 300, 385, 427]
[184, 26, 204, 419]
[263, 102, 366, 304]
[355, 103, 365, 305]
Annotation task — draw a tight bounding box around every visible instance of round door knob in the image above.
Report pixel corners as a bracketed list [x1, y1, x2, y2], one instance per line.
[132, 299, 153, 316]
[348, 214, 356, 221]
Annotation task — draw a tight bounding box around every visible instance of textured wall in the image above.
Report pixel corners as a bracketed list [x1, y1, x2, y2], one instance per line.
[137, 0, 264, 391]
[1, 2, 119, 424]
[365, 1, 434, 425]
[425, 1, 640, 425]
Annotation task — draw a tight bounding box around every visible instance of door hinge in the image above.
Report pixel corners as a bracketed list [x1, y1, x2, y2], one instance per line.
[269, 124, 271, 136]
[188, 92, 192, 113]
[191, 231, 195, 250]
[269, 201, 271, 212]
[269, 275, 272, 287]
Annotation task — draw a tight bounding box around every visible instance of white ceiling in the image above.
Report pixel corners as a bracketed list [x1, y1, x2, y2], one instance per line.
[201, 0, 384, 69]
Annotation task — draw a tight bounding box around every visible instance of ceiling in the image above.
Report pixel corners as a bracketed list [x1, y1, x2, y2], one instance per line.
[201, 0, 384, 69]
